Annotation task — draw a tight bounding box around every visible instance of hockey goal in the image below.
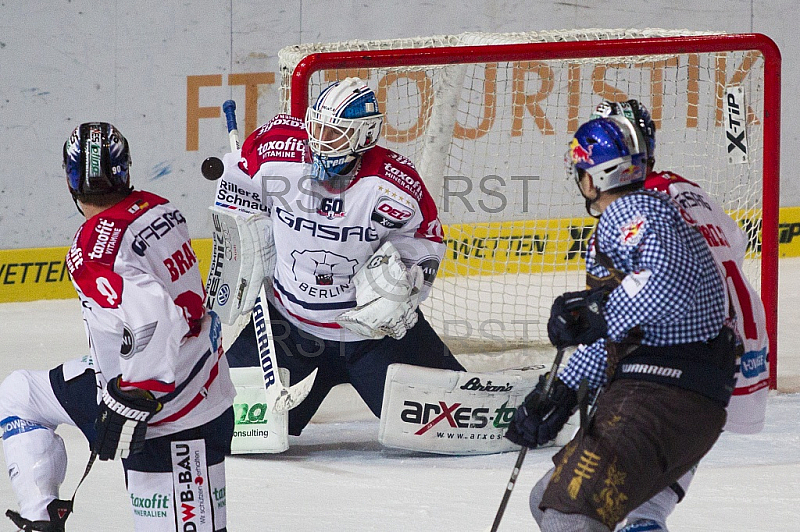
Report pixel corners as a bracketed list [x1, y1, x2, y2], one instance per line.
[279, 29, 781, 387]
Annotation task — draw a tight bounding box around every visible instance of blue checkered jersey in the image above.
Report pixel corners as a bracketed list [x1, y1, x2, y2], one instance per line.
[560, 190, 727, 390]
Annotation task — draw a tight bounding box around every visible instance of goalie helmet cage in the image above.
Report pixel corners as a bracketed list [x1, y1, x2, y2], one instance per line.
[279, 29, 781, 389]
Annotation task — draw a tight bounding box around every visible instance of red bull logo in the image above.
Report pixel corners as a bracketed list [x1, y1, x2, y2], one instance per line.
[620, 216, 646, 245]
[569, 138, 593, 165]
[619, 164, 643, 184]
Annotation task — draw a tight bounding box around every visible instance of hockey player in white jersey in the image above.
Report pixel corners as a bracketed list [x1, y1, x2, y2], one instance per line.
[216, 77, 464, 437]
[0, 122, 236, 531]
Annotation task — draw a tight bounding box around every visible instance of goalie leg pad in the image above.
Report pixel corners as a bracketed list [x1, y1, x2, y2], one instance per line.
[379, 363, 552, 455]
[205, 206, 275, 326]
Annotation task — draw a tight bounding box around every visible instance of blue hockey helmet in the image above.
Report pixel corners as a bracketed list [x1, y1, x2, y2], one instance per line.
[566, 116, 648, 193]
[305, 77, 384, 181]
[63, 122, 132, 198]
[591, 99, 656, 165]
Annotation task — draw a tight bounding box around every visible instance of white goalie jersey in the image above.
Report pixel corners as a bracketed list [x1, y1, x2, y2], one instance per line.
[646, 171, 769, 433]
[213, 114, 446, 342]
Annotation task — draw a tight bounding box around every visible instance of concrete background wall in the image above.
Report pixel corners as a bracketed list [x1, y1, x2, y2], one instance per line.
[0, 0, 793, 248]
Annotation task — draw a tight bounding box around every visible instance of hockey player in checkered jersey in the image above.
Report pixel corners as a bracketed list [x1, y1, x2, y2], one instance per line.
[0, 123, 236, 531]
[215, 77, 464, 438]
[505, 109, 745, 531]
[593, 100, 769, 532]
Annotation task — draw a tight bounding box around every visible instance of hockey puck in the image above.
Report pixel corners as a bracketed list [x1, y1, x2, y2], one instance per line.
[201, 157, 224, 180]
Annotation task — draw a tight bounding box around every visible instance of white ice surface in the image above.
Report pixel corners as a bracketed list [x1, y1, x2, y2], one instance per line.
[2, 259, 800, 531]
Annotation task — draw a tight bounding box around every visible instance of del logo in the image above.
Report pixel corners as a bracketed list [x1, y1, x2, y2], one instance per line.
[620, 216, 646, 245]
[371, 196, 414, 228]
[400, 400, 516, 435]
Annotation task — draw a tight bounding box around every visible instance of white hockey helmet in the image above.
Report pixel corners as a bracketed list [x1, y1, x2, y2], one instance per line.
[305, 77, 384, 181]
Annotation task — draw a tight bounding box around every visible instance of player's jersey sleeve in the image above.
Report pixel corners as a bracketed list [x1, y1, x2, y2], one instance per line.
[559, 339, 608, 390]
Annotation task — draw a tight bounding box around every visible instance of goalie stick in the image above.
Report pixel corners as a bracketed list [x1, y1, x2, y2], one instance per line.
[488, 346, 568, 532]
[219, 100, 317, 413]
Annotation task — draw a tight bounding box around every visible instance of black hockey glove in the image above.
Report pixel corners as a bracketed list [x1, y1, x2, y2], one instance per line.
[547, 287, 608, 349]
[93, 376, 162, 461]
[504, 374, 578, 448]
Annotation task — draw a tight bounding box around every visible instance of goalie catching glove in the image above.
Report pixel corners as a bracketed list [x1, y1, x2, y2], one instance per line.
[505, 373, 578, 448]
[93, 376, 162, 461]
[336, 241, 424, 340]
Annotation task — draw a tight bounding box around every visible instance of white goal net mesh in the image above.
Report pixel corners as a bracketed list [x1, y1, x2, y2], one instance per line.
[279, 29, 767, 357]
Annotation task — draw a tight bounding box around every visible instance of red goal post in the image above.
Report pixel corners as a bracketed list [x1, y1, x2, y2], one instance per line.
[280, 30, 781, 388]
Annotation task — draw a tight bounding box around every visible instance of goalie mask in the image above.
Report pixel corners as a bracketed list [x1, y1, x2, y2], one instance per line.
[64, 122, 132, 199]
[305, 77, 384, 182]
[591, 99, 656, 167]
[566, 116, 648, 197]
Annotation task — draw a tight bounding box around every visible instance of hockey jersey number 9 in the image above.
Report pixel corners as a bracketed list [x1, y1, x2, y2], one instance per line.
[66, 190, 235, 438]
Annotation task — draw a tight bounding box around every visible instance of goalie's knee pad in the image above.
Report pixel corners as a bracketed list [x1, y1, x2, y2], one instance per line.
[1, 420, 67, 521]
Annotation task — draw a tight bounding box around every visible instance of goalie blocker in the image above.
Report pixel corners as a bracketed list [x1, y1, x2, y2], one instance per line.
[379, 363, 578, 455]
[205, 152, 276, 326]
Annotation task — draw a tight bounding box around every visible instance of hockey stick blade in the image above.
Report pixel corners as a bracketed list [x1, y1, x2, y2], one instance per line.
[269, 367, 318, 413]
[252, 284, 318, 413]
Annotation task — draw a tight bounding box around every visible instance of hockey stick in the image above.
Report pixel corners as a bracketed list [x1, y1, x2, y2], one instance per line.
[489, 346, 568, 532]
[221, 100, 317, 413]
